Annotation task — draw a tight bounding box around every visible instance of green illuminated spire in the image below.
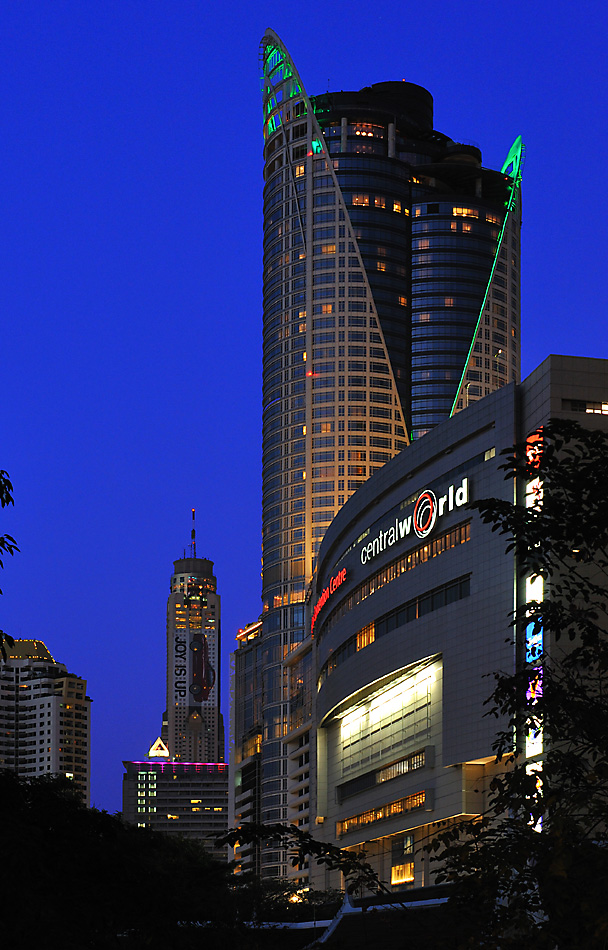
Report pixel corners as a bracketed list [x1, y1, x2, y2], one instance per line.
[449, 136, 525, 418]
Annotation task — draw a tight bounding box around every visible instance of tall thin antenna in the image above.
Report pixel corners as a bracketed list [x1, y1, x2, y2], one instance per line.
[190, 508, 196, 558]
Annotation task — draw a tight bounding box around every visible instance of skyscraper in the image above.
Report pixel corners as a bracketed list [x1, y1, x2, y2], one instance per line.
[164, 537, 223, 763]
[252, 30, 522, 877]
[122, 530, 227, 848]
[0, 639, 92, 803]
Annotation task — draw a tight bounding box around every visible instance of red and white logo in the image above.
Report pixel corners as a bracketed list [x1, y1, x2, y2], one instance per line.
[413, 489, 437, 539]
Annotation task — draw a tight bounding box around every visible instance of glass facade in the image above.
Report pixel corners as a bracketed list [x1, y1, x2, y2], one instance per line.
[256, 28, 522, 878]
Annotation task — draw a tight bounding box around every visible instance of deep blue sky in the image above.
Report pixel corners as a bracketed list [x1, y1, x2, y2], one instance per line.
[2, 1, 607, 813]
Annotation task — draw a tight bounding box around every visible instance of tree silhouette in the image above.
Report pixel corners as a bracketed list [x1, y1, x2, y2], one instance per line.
[0, 469, 18, 659]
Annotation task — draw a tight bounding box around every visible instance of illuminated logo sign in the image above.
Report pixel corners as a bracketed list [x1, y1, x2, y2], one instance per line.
[148, 737, 170, 759]
[360, 478, 469, 565]
[311, 568, 347, 634]
[413, 490, 437, 539]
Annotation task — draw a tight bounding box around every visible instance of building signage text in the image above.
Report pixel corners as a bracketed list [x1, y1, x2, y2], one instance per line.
[311, 568, 347, 634]
[360, 477, 469, 565]
[174, 634, 187, 703]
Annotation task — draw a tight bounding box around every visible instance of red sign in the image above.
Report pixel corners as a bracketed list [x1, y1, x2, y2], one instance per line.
[311, 568, 347, 634]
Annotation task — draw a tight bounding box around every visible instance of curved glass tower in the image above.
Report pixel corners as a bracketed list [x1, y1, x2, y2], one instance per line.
[254, 29, 522, 878]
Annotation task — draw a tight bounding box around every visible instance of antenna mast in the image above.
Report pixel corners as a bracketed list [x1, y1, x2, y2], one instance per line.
[190, 508, 196, 558]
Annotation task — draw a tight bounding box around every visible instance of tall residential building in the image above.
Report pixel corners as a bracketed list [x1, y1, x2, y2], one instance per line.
[164, 553, 223, 763]
[252, 29, 523, 878]
[0, 639, 92, 803]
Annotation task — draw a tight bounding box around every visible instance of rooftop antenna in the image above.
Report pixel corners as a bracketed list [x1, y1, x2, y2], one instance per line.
[190, 508, 196, 558]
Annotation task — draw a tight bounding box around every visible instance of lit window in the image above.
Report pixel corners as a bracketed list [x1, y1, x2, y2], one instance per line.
[452, 207, 479, 218]
[393, 201, 401, 213]
[352, 195, 369, 206]
[391, 863, 414, 885]
[486, 212, 500, 224]
[321, 244, 335, 254]
[445, 297, 454, 307]
[398, 296, 407, 306]
[374, 196, 386, 208]
[356, 624, 375, 651]
[377, 262, 386, 272]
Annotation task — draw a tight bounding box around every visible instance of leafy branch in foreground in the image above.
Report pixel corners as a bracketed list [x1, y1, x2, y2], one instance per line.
[0, 469, 19, 576]
[426, 420, 608, 950]
[217, 822, 387, 895]
[0, 469, 18, 660]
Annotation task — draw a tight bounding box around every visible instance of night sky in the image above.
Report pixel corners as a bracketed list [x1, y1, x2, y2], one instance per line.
[2, 1, 607, 813]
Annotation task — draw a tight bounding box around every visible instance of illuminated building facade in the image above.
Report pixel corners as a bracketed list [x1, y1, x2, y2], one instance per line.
[122, 542, 228, 852]
[164, 556, 223, 763]
[256, 28, 522, 877]
[122, 759, 228, 860]
[309, 355, 608, 891]
[0, 639, 91, 803]
[230, 620, 263, 875]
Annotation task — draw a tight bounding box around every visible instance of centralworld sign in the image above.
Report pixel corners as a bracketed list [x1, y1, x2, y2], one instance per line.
[310, 477, 470, 635]
[360, 477, 469, 565]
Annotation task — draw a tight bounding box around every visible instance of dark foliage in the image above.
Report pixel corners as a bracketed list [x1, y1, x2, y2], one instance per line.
[0, 770, 239, 948]
[218, 821, 385, 895]
[0, 773, 352, 948]
[0, 469, 17, 658]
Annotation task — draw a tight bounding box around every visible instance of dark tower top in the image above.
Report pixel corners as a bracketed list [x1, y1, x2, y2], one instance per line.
[313, 81, 434, 131]
[171, 558, 216, 592]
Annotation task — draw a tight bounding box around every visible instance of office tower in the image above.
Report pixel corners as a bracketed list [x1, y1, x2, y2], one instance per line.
[231, 620, 263, 874]
[122, 532, 228, 850]
[164, 551, 223, 763]
[253, 29, 523, 878]
[122, 757, 229, 859]
[0, 639, 92, 803]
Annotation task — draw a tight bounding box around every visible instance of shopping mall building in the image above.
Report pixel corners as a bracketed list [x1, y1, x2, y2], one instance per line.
[304, 354, 608, 890]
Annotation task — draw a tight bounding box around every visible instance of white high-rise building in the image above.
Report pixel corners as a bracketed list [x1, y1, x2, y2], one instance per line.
[0, 639, 92, 803]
